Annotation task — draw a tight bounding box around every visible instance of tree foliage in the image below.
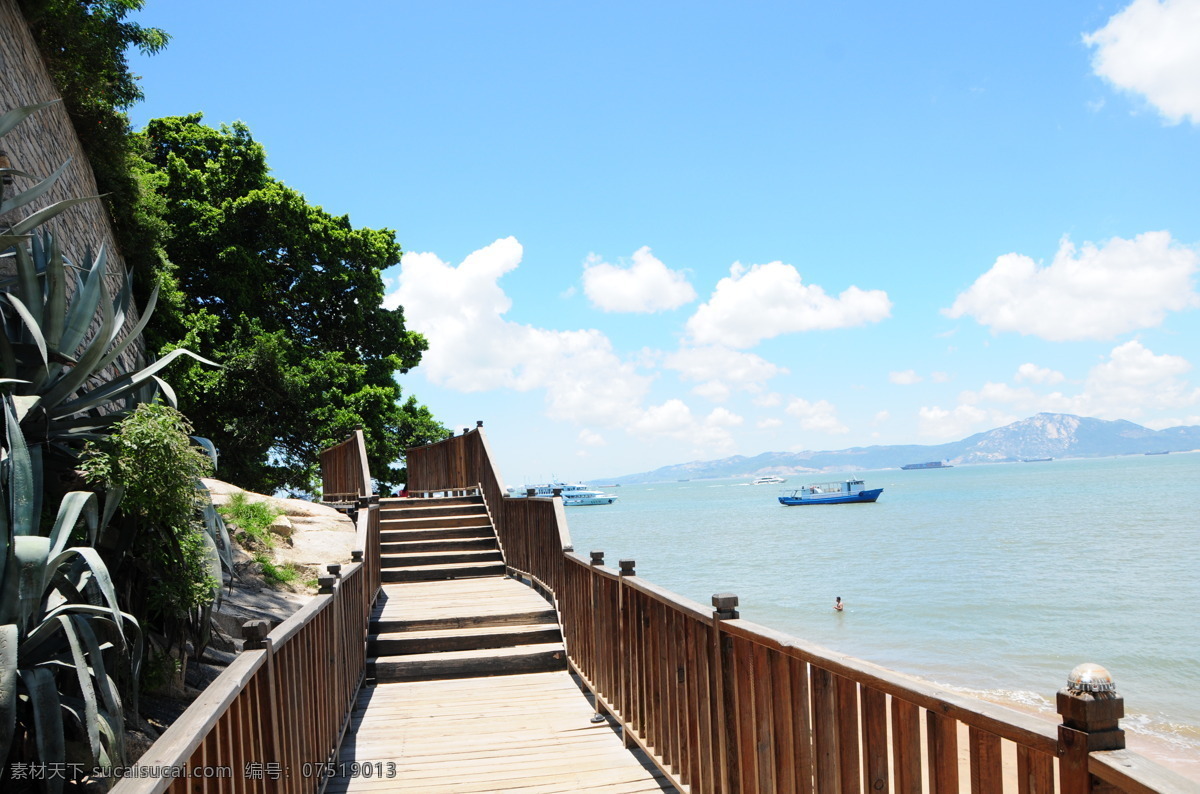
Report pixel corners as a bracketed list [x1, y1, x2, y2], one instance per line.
[138, 115, 445, 493]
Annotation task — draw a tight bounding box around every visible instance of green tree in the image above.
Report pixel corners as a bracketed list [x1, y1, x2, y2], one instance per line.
[138, 114, 445, 494]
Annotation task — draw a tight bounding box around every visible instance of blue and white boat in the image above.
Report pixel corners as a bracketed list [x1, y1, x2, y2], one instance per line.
[778, 479, 882, 506]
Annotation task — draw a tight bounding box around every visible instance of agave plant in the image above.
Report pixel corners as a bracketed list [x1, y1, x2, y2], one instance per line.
[1, 101, 227, 786]
[1, 394, 141, 791]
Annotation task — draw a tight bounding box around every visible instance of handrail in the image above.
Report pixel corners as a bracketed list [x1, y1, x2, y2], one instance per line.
[406, 425, 1196, 794]
[112, 433, 382, 792]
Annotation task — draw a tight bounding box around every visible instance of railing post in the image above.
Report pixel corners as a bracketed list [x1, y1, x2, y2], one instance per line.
[1057, 663, 1124, 794]
[590, 551, 606, 723]
[712, 593, 739, 794]
[618, 559, 636, 748]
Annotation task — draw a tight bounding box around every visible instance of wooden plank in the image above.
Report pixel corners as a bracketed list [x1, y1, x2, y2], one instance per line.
[1015, 745, 1054, 794]
[734, 635, 758, 794]
[859, 685, 888, 794]
[810, 666, 838, 791]
[969, 726, 1003, 794]
[891, 697, 922, 794]
[752, 641, 776, 793]
[926, 710, 959, 794]
[790, 657, 815, 794]
[769, 648, 796, 794]
[835, 674, 860, 794]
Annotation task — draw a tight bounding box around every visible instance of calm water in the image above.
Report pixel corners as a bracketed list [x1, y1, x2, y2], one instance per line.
[564, 454, 1200, 766]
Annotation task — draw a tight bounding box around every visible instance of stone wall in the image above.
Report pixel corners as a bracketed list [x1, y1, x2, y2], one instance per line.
[0, 0, 140, 355]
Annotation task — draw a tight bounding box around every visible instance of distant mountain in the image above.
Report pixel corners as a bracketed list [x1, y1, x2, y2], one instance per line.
[598, 413, 1200, 484]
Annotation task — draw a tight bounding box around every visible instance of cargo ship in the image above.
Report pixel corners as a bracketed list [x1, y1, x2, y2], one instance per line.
[900, 461, 953, 470]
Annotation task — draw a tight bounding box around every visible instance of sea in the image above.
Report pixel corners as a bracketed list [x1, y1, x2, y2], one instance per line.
[563, 453, 1200, 779]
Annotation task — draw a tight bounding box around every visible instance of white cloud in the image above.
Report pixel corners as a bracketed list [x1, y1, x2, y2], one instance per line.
[686, 261, 892, 348]
[931, 371, 952, 383]
[917, 405, 995, 440]
[890, 370, 922, 385]
[944, 232, 1200, 341]
[578, 429, 606, 447]
[386, 237, 652, 426]
[754, 392, 784, 408]
[627, 400, 743, 451]
[920, 341, 1199, 437]
[1015, 363, 1065, 384]
[664, 345, 787, 401]
[757, 417, 784, 429]
[1078, 340, 1199, 419]
[873, 410, 890, 424]
[582, 246, 697, 313]
[785, 398, 849, 434]
[1084, 0, 1200, 125]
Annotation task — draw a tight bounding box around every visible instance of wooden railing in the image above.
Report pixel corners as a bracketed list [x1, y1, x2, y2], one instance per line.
[112, 434, 382, 793]
[406, 425, 1196, 794]
[319, 429, 372, 503]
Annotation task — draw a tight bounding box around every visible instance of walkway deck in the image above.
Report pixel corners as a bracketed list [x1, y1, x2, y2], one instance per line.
[330, 577, 675, 793]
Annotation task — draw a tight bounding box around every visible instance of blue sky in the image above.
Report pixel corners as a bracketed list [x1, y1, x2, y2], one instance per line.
[128, 1, 1200, 482]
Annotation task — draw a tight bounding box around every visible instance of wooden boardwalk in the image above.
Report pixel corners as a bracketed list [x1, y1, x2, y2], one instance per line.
[330, 577, 675, 793]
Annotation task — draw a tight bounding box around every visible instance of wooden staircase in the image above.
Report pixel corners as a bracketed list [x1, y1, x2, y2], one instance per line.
[368, 495, 567, 682]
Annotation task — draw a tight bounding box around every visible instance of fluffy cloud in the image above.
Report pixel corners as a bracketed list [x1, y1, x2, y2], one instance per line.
[582, 246, 697, 313]
[785, 398, 849, 434]
[1015, 363, 1065, 384]
[664, 345, 787, 401]
[628, 400, 744, 451]
[944, 232, 1200, 341]
[919, 341, 1199, 438]
[890, 370, 922, 385]
[1080, 340, 1199, 418]
[917, 405, 998, 440]
[1084, 0, 1200, 124]
[386, 237, 652, 426]
[686, 261, 892, 348]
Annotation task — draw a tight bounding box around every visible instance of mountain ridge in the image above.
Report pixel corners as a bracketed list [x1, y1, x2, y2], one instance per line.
[597, 413, 1200, 484]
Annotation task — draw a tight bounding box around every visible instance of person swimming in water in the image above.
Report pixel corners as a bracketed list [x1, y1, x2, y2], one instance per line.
[834, 597, 843, 612]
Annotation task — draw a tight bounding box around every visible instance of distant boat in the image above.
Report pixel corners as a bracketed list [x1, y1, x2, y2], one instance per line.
[779, 480, 882, 506]
[900, 461, 953, 470]
[752, 475, 787, 485]
[1145, 451, 1170, 456]
[1022, 457, 1053, 463]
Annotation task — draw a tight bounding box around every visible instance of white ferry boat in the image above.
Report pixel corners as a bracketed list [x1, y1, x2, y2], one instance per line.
[508, 482, 618, 506]
[751, 475, 787, 485]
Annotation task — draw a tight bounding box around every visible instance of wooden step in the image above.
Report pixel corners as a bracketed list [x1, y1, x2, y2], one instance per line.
[379, 503, 488, 521]
[379, 525, 494, 542]
[369, 609, 557, 634]
[380, 495, 481, 508]
[371, 643, 567, 682]
[381, 514, 489, 530]
[381, 561, 506, 582]
[380, 549, 503, 568]
[369, 624, 562, 655]
[380, 536, 497, 554]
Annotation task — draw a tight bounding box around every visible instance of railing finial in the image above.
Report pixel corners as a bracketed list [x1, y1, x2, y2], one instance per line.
[1058, 663, 1125, 751]
[619, 559, 636, 576]
[712, 593, 739, 620]
[590, 550, 605, 566]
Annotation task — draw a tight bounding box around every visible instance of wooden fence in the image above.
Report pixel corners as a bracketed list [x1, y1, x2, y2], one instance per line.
[319, 429, 372, 504]
[112, 434, 381, 793]
[406, 425, 1195, 794]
